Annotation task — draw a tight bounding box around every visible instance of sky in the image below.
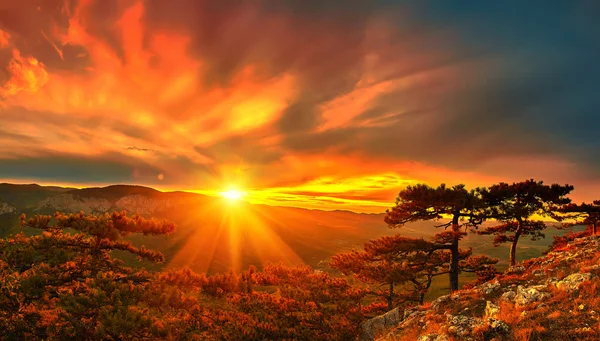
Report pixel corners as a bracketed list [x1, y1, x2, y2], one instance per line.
[0, 0, 599, 212]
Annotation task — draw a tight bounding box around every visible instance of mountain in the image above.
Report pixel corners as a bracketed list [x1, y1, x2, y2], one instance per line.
[0, 183, 71, 209]
[0, 183, 584, 275]
[0, 183, 393, 273]
[361, 234, 600, 341]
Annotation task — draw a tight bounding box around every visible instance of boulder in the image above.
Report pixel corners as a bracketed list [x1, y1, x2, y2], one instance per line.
[514, 285, 549, 307]
[555, 273, 592, 293]
[360, 307, 402, 341]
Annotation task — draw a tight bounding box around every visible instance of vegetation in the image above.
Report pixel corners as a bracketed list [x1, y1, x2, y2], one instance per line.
[330, 235, 497, 309]
[0, 178, 596, 340]
[384, 184, 484, 292]
[477, 179, 573, 266]
[553, 200, 600, 235]
[0, 211, 385, 340]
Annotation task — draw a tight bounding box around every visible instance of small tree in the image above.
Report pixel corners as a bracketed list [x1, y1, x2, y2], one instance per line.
[384, 184, 484, 292]
[330, 236, 440, 309]
[330, 235, 497, 309]
[478, 179, 573, 266]
[0, 211, 176, 339]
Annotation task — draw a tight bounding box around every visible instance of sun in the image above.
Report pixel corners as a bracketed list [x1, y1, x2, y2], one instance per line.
[220, 189, 246, 201]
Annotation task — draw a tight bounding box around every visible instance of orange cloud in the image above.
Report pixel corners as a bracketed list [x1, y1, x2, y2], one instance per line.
[1, 49, 48, 98]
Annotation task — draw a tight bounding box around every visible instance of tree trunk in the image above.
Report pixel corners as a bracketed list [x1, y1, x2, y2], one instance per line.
[593, 222, 597, 235]
[387, 282, 394, 310]
[509, 223, 523, 266]
[449, 214, 460, 293]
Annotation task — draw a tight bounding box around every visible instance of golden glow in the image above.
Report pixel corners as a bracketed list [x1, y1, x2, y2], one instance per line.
[220, 189, 246, 201]
[166, 197, 305, 273]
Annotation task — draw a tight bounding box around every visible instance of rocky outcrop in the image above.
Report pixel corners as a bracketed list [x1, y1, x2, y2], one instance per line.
[34, 193, 177, 215]
[35, 193, 112, 214]
[360, 307, 402, 340]
[0, 201, 16, 215]
[115, 194, 175, 215]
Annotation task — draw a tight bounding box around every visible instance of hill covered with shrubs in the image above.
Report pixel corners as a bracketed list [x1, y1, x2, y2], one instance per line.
[363, 233, 600, 341]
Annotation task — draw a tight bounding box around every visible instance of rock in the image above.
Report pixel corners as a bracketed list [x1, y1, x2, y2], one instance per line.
[508, 265, 526, 273]
[35, 193, 112, 214]
[487, 318, 511, 335]
[485, 301, 501, 318]
[500, 291, 516, 302]
[0, 201, 17, 215]
[555, 273, 592, 293]
[446, 315, 484, 337]
[514, 285, 549, 307]
[404, 306, 419, 319]
[360, 307, 402, 341]
[431, 295, 450, 312]
[482, 280, 501, 295]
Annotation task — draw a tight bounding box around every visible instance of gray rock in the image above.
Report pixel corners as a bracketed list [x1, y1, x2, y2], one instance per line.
[481, 280, 501, 295]
[514, 285, 549, 307]
[556, 273, 592, 293]
[404, 306, 419, 319]
[360, 307, 402, 341]
[446, 315, 484, 337]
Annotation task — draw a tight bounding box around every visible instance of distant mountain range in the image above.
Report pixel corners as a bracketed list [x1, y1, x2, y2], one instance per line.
[0, 183, 395, 273]
[0, 183, 582, 275]
[0, 183, 203, 216]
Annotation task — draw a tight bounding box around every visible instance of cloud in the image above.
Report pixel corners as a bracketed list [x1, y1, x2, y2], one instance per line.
[126, 146, 155, 152]
[0, 1, 599, 211]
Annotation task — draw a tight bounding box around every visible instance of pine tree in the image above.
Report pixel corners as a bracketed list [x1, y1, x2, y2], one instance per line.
[553, 201, 600, 235]
[384, 184, 484, 292]
[330, 235, 497, 309]
[477, 179, 573, 266]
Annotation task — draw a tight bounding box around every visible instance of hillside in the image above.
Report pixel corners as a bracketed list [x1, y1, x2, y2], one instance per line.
[361, 235, 600, 341]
